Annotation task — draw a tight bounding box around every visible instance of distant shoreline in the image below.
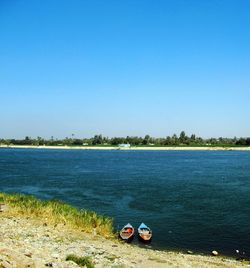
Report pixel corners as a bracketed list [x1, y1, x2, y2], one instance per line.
[1, 145, 250, 151]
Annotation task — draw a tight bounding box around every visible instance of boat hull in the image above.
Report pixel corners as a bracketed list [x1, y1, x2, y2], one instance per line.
[138, 233, 152, 243]
[138, 223, 152, 243]
[119, 233, 134, 242]
[119, 223, 135, 242]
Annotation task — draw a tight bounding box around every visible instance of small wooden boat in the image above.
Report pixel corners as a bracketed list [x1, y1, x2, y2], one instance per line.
[119, 223, 134, 241]
[138, 223, 152, 242]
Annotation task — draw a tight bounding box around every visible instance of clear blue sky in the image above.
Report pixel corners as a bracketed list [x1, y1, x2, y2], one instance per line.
[1, 0, 250, 139]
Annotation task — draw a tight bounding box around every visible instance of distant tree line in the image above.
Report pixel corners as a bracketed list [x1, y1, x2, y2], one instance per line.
[1, 131, 250, 147]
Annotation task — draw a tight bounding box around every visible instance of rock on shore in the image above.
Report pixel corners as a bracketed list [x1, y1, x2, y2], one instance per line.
[0, 213, 245, 267]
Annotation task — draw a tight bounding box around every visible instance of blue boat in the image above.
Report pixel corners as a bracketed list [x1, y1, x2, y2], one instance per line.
[138, 223, 152, 242]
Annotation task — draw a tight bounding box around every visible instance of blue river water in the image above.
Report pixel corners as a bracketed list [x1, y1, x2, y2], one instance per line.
[0, 148, 250, 256]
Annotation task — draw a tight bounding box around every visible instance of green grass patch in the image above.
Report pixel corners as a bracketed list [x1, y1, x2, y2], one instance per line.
[66, 254, 94, 268]
[0, 192, 114, 237]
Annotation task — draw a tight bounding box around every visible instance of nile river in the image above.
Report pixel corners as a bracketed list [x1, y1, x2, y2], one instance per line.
[0, 148, 250, 256]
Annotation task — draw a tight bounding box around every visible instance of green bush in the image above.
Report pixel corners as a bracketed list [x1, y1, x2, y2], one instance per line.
[66, 254, 94, 268]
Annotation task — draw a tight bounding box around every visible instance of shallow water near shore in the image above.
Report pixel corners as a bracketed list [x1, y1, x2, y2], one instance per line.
[0, 148, 250, 257]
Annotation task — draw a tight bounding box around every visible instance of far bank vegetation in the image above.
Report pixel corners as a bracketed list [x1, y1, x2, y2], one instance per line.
[1, 131, 250, 147]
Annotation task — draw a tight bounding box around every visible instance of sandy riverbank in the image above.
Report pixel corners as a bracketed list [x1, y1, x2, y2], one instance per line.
[1, 145, 250, 151]
[0, 207, 247, 268]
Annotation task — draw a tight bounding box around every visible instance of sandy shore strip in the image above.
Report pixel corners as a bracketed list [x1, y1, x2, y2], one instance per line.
[0, 211, 246, 267]
[1, 145, 250, 151]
